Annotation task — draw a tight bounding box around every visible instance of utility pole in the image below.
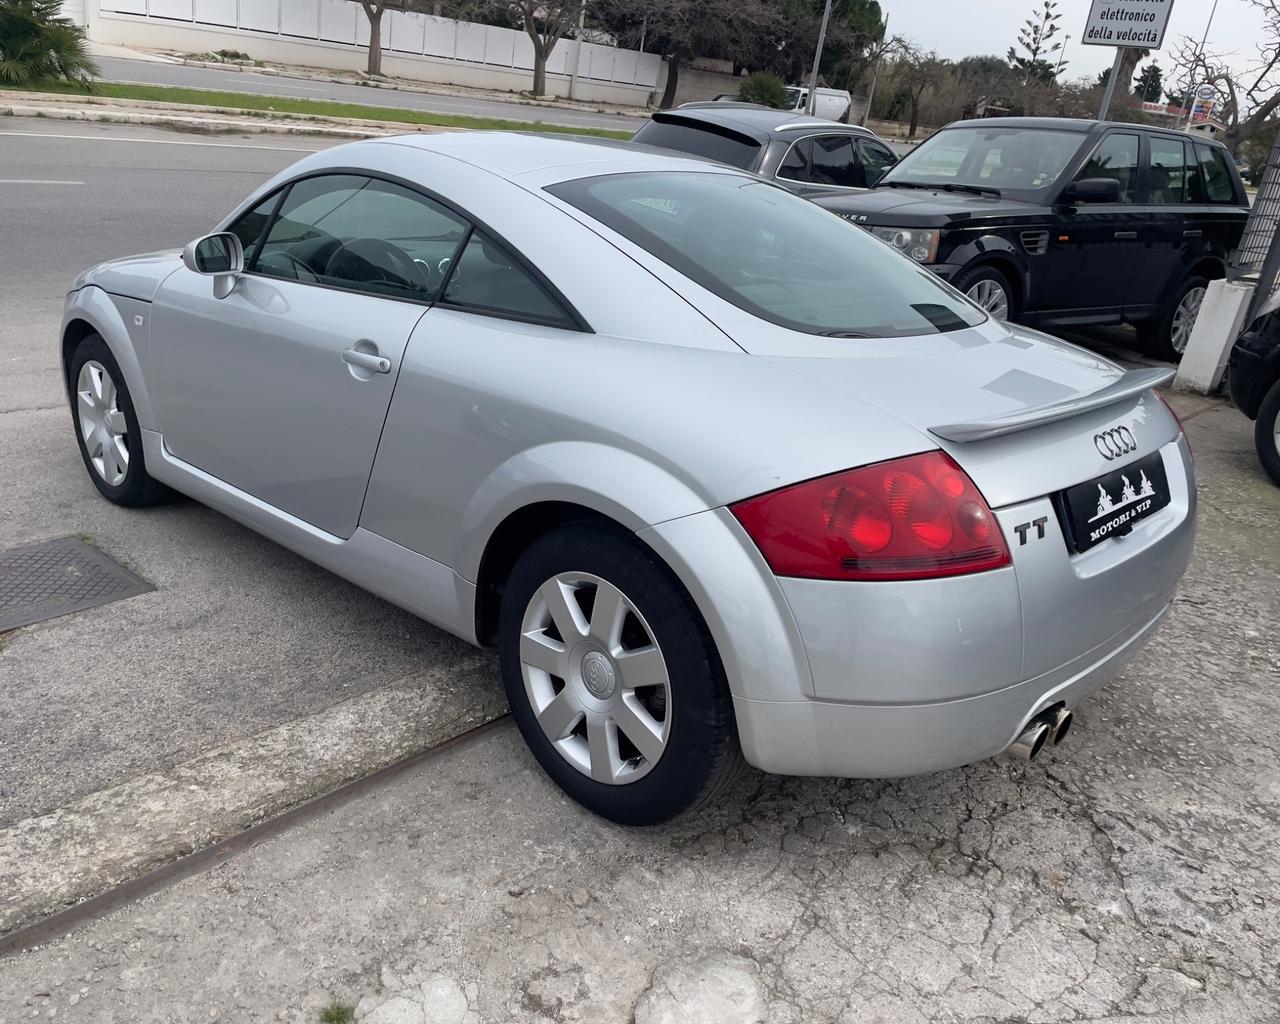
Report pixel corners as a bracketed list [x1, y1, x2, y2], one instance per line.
[568, 2, 588, 101]
[860, 13, 888, 127]
[1180, 0, 1219, 130]
[806, 0, 834, 116]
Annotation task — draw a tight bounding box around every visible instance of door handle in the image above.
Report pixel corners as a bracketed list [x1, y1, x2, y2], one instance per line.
[1183, 229, 1204, 238]
[1113, 231, 1138, 240]
[342, 347, 392, 374]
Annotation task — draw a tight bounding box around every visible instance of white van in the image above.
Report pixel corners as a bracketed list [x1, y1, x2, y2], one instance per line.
[784, 86, 853, 122]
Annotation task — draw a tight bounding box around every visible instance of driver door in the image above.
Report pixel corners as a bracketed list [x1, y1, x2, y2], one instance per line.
[151, 174, 469, 538]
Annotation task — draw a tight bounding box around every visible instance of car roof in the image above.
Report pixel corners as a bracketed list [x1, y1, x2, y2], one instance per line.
[943, 116, 1231, 147]
[371, 130, 747, 186]
[656, 105, 871, 143]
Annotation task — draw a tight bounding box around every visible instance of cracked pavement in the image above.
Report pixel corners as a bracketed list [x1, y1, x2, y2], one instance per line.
[2, 391, 1278, 1023]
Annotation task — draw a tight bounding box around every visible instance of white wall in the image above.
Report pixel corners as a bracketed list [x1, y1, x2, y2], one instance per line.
[84, 0, 660, 105]
[60, 0, 89, 25]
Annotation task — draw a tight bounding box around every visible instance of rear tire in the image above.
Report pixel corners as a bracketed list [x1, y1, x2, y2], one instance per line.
[68, 335, 171, 508]
[1255, 378, 1280, 487]
[498, 523, 741, 825]
[1141, 275, 1208, 363]
[954, 264, 1017, 321]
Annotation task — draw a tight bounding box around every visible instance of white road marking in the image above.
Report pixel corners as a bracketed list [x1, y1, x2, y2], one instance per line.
[0, 179, 84, 185]
[0, 130, 318, 152]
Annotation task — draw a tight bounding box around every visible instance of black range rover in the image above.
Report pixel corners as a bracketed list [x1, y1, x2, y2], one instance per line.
[812, 117, 1249, 360]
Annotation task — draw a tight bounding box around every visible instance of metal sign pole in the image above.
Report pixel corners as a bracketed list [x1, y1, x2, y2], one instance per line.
[1097, 47, 1126, 121]
[806, 0, 834, 116]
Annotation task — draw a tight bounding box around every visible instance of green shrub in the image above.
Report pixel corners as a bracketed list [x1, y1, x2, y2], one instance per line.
[0, 0, 96, 85]
[738, 72, 790, 109]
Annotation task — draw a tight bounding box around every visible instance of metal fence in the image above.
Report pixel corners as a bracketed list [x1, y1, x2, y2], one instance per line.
[1231, 126, 1280, 322]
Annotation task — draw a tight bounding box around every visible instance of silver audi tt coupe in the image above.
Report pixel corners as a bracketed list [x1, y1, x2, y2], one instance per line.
[62, 133, 1195, 824]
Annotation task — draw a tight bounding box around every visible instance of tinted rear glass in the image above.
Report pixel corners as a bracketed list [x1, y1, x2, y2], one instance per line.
[548, 172, 986, 339]
[633, 120, 762, 170]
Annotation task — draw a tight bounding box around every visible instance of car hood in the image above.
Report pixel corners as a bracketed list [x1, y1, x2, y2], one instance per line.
[73, 250, 182, 302]
[730, 317, 1177, 507]
[810, 187, 1046, 226]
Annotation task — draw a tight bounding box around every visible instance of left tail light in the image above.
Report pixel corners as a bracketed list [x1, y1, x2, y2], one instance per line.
[730, 451, 1012, 582]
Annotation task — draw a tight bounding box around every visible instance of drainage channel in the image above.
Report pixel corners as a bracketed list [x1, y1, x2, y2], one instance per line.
[0, 715, 512, 960]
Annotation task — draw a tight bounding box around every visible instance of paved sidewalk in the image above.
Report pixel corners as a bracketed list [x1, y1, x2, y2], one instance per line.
[1, 398, 1277, 1024]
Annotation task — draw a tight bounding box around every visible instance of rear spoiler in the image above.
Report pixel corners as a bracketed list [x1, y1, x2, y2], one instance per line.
[928, 368, 1175, 443]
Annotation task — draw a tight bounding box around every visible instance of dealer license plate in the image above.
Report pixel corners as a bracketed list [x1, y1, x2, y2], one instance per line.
[1060, 451, 1171, 553]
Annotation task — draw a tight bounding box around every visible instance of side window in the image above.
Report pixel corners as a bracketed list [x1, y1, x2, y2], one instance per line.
[1195, 144, 1238, 203]
[1148, 137, 1189, 205]
[858, 139, 897, 186]
[1075, 133, 1139, 203]
[807, 136, 860, 188]
[252, 174, 468, 302]
[443, 230, 574, 327]
[227, 193, 281, 263]
[778, 139, 814, 182]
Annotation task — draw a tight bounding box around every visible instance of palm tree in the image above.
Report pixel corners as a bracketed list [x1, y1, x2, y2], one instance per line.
[0, 0, 98, 86]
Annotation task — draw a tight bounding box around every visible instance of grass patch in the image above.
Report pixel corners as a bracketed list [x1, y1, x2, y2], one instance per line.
[11, 79, 635, 140]
[319, 1002, 355, 1024]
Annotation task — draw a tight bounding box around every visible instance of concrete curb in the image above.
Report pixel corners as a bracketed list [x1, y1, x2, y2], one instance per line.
[0, 667, 505, 939]
[0, 92, 465, 139]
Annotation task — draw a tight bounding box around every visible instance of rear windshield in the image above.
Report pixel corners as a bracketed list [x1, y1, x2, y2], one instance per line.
[547, 172, 986, 339]
[632, 120, 761, 170]
[884, 126, 1086, 194]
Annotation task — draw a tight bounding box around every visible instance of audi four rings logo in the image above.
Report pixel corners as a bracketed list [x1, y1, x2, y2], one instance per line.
[1094, 427, 1137, 461]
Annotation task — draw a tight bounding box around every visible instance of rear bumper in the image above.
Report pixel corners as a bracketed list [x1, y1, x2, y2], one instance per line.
[646, 438, 1195, 779]
[732, 603, 1168, 777]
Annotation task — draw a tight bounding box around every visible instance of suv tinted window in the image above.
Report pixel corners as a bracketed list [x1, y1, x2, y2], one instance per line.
[807, 135, 860, 187]
[778, 139, 814, 181]
[548, 171, 986, 339]
[251, 175, 468, 301]
[859, 139, 897, 185]
[1075, 133, 1139, 203]
[1195, 144, 1238, 203]
[1148, 136, 1189, 204]
[633, 120, 761, 170]
[443, 230, 574, 327]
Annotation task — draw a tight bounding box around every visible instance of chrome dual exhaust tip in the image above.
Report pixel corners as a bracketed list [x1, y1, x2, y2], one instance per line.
[1007, 706, 1074, 762]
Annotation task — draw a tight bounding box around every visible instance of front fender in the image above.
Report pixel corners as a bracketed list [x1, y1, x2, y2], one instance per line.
[62, 286, 158, 432]
[944, 235, 1030, 298]
[455, 441, 712, 583]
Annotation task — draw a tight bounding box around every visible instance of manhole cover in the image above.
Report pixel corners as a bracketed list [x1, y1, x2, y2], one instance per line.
[0, 537, 153, 632]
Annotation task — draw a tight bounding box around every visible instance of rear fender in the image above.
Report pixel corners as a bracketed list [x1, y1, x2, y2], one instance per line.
[62, 286, 158, 431]
[455, 441, 712, 583]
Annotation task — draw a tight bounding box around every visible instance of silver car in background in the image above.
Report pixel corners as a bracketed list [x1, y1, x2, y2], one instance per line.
[61, 133, 1195, 824]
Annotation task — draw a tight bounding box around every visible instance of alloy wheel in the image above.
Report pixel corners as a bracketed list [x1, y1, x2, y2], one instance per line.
[1171, 285, 1207, 355]
[967, 279, 1010, 320]
[77, 360, 129, 487]
[519, 572, 671, 785]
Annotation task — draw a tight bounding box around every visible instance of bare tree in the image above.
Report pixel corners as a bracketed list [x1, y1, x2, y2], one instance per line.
[895, 42, 944, 138]
[481, 0, 586, 96]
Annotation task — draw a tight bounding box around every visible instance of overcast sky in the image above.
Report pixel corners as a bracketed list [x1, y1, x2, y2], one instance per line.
[884, 0, 1266, 85]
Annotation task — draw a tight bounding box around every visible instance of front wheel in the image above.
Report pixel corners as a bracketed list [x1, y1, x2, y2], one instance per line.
[498, 524, 740, 825]
[68, 335, 171, 507]
[954, 265, 1017, 321]
[1255, 378, 1280, 487]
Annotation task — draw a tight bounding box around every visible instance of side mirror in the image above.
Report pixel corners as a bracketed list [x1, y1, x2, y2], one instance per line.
[182, 232, 244, 298]
[1062, 177, 1121, 205]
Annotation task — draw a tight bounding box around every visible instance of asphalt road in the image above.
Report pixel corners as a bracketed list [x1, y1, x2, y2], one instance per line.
[93, 54, 650, 132]
[0, 118, 502, 833]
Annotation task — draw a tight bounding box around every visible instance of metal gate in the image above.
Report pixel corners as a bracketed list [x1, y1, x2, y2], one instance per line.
[1231, 126, 1280, 323]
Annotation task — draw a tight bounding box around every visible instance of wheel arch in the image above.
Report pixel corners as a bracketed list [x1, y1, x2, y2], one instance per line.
[61, 287, 158, 431]
[952, 243, 1028, 312]
[474, 500, 629, 646]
